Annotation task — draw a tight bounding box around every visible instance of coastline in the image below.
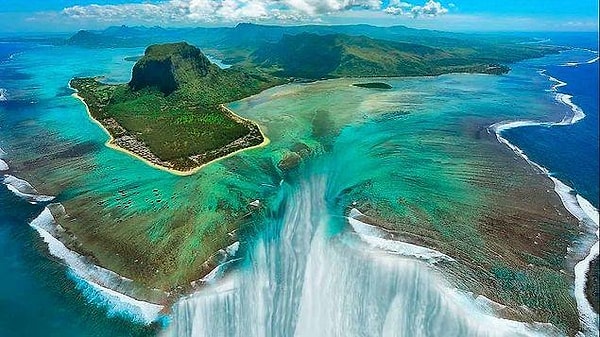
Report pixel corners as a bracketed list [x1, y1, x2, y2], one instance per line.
[71, 91, 271, 177]
[489, 63, 600, 335]
[29, 205, 167, 324]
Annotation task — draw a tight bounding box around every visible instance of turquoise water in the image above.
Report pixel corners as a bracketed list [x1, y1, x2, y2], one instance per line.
[0, 35, 598, 336]
[0, 42, 158, 336]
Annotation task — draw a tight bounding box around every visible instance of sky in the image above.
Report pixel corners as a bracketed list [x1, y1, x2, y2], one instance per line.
[0, 0, 598, 33]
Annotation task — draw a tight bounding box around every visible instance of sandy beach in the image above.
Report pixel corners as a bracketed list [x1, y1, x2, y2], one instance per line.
[71, 91, 271, 177]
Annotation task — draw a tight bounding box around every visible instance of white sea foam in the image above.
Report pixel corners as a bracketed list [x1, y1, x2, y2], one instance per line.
[562, 56, 599, 67]
[0, 159, 8, 171]
[347, 208, 455, 264]
[1, 174, 55, 203]
[556, 93, 586, 124]
[573, 195, 600, 336]
[0, 88, 7, 101]
[200, 259, 242, 284]
[539, 71, 586, 124]
[196, 241, 241, 285]
[489, 67, 600, 336]
[29, 207, 164, 324]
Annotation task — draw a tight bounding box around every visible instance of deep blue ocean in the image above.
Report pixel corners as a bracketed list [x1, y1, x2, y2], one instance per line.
[0, 32, 598, 336]
[503, 32, 599, 207]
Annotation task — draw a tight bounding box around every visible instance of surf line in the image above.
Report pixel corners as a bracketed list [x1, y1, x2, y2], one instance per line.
[29, 206, 166, 324]
[488, 68, 599, 336]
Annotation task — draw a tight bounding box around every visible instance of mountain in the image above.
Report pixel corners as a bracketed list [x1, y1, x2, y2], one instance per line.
[129, 42, 213, 95]
[251, 33, 513, 78]
[124, 42, 282, 106]
[66, 30, 141, 48]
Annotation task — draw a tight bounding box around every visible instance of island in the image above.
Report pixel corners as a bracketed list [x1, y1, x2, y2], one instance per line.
[71, 42, 284, 173]
[353, 82, 393, 89]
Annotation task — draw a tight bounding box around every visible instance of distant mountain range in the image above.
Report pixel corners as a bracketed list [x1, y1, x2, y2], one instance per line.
[64, 23, 561, 79]
[252, 33, 515, 78]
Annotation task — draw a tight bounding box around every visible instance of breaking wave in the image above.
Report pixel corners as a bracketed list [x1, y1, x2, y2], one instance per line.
[29, 207, 164, 324]
[1, 174, 55, 203]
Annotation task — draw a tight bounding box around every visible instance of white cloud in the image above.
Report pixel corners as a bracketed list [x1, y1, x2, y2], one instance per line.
[59, 0, 388, 23]
[56, 0, 449, 24]
[410, 0, 448, 17]
[384, 0, 413, 15]
[385, 0, 448, 18]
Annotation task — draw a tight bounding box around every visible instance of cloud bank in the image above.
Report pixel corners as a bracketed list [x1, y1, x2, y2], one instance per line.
[58, 0, 449, 24]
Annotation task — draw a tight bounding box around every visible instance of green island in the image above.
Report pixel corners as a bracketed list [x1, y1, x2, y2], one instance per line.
[353, 82, 393, 89]
[42, 24, 590, 334]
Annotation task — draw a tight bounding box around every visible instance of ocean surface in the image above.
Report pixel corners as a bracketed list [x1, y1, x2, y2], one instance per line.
[0, 32, 598, 337]
[502, 33, 599, 207]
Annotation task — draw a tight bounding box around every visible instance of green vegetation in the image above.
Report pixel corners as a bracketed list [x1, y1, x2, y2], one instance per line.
[353, 82, 393, 89]
[71, 42, 283, 171]
[250, 33, 551, 78]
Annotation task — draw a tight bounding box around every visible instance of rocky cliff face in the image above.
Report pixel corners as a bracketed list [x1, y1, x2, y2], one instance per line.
[129, 42, 214, 95]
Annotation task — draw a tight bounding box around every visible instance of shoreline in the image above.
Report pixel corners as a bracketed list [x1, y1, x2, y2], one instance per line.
[29, 205, 167, 324]
[489, 64, 599, 335]
[71, 91, 271, 177]
[347, 207, 564, 335]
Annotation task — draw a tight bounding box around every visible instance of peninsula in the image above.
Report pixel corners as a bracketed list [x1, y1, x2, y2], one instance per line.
[71, 42, 283, 173]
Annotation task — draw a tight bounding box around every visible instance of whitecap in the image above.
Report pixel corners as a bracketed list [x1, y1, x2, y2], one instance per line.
[0, 159, 8, 171]
[0, 88, 7, 101]
[1, 174, 55, 203]
[561, 56, 599, 67]
[347, 208, 455, 264]
[195, 241, 241, 285]
[30, 207, 164, 324]
[489, 66, 600, 335]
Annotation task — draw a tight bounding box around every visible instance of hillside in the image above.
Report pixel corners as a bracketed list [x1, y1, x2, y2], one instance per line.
[250, 33, 559, 78]
[71, 42, 283, 171]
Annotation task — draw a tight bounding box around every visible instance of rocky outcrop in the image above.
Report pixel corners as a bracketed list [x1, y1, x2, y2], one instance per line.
[129, 42, 214, 95]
